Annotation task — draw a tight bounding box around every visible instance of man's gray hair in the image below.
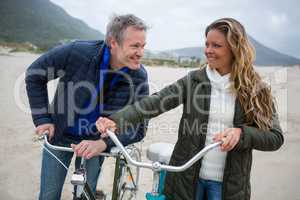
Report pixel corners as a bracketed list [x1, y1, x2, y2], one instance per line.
[105, 14, 148, 46]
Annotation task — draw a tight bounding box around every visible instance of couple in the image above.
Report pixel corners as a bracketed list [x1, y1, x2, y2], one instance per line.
[26, 14, 283, 200]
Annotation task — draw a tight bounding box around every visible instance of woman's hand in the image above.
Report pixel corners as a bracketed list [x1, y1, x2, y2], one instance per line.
[96, 117, 117, 137]
[213, 128, 242, 152]
[71, 140, 107, 159]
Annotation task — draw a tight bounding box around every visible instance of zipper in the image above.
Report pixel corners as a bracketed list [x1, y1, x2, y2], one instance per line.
[221, 152, 231, 200]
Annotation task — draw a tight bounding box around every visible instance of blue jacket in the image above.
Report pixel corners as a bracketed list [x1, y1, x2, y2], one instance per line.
[25, 40, 149, 151]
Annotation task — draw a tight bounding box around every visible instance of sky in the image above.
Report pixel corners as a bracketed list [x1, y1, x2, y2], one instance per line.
[50, 0, 300, 59]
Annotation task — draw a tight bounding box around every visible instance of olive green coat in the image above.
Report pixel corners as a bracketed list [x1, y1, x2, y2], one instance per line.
[110, 67, 284, 200]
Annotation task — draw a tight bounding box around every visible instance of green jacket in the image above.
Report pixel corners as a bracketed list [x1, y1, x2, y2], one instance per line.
[110, 67, 284, 200]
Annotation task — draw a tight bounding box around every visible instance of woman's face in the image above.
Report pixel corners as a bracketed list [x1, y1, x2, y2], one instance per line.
[205, 29, 234, 75]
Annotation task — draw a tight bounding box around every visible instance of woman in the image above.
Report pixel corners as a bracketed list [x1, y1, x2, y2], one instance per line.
[75, 18, 284, 200]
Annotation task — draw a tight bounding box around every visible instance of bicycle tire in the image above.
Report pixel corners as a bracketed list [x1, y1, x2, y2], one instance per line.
[117, 145, 141, 200]
[73, 183, 97, 200]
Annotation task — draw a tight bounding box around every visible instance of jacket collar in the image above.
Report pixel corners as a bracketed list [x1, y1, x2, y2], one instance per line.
[191, 65, 245, 126]
[190, 65, 210, 83]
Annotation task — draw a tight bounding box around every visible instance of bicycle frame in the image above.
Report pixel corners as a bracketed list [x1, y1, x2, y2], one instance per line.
[105, 129, 222, 200]
[42, 134, 140, 200]
[43, 135, 97, 200]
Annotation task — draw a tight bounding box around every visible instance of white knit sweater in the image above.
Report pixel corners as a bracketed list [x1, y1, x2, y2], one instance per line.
[199, 66, 236, 182]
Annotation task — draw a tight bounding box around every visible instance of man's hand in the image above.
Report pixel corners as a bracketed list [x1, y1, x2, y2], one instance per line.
[96, 117, 117, 137]
[213, 128, 242, 152]
[71, 140, 107, 159]
[36, 123, 55, 140]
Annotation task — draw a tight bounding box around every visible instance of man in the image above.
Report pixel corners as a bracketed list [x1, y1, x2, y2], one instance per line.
[25, 14, 149, 200]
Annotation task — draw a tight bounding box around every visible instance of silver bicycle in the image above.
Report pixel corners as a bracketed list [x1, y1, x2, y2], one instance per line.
[104, 129, 222, 200]
[41, 134, 141, 200]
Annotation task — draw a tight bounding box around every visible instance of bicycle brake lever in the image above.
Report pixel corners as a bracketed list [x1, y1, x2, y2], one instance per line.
[32, 131, 49, 142]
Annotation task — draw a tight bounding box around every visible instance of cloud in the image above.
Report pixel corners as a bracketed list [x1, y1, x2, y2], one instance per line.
[50, 0, 300, 58]
[269, 13, 288, 31]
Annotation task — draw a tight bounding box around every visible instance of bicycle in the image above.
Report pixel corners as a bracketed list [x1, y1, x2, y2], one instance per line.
[41, 134, 141, 200]
[104, 129, 222, 200]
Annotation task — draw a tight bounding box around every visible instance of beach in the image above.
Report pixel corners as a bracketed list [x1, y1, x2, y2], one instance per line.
[0, 51, 299, 199]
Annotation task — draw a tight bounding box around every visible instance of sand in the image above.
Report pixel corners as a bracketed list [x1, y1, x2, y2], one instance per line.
[0, 51, 299, 199]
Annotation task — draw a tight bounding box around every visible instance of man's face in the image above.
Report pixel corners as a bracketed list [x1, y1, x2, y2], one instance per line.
[110, 26, 146, 70]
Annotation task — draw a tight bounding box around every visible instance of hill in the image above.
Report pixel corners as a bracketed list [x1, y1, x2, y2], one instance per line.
[162, 36, 300, 66]
[0, 0, 104, 50]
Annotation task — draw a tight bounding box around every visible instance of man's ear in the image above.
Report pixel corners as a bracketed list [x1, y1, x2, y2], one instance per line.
[109, 37, 118, 49]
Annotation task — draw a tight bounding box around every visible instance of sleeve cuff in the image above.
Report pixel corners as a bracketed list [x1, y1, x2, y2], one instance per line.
[102, 137, 114, 152]
[33, 117, 53, 127]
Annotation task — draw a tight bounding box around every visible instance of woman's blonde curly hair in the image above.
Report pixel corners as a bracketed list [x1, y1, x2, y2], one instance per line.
[205, 18, 274, 130]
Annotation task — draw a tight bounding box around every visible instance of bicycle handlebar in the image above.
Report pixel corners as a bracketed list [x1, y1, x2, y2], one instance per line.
[43, 134, 74, 152]
[106, 129, 222, 172]
[42, 134, 113, 157]
[41, 130, 222, 172]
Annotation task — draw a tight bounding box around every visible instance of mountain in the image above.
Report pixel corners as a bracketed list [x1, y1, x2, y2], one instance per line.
[162, 36, 300, 66]
[248, 36, 300, 66]
[0, 0, 104, 49]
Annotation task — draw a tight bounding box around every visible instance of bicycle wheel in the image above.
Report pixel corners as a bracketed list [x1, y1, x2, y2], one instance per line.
[118, 145, 141, 200]
[73, 183, 97, 200]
